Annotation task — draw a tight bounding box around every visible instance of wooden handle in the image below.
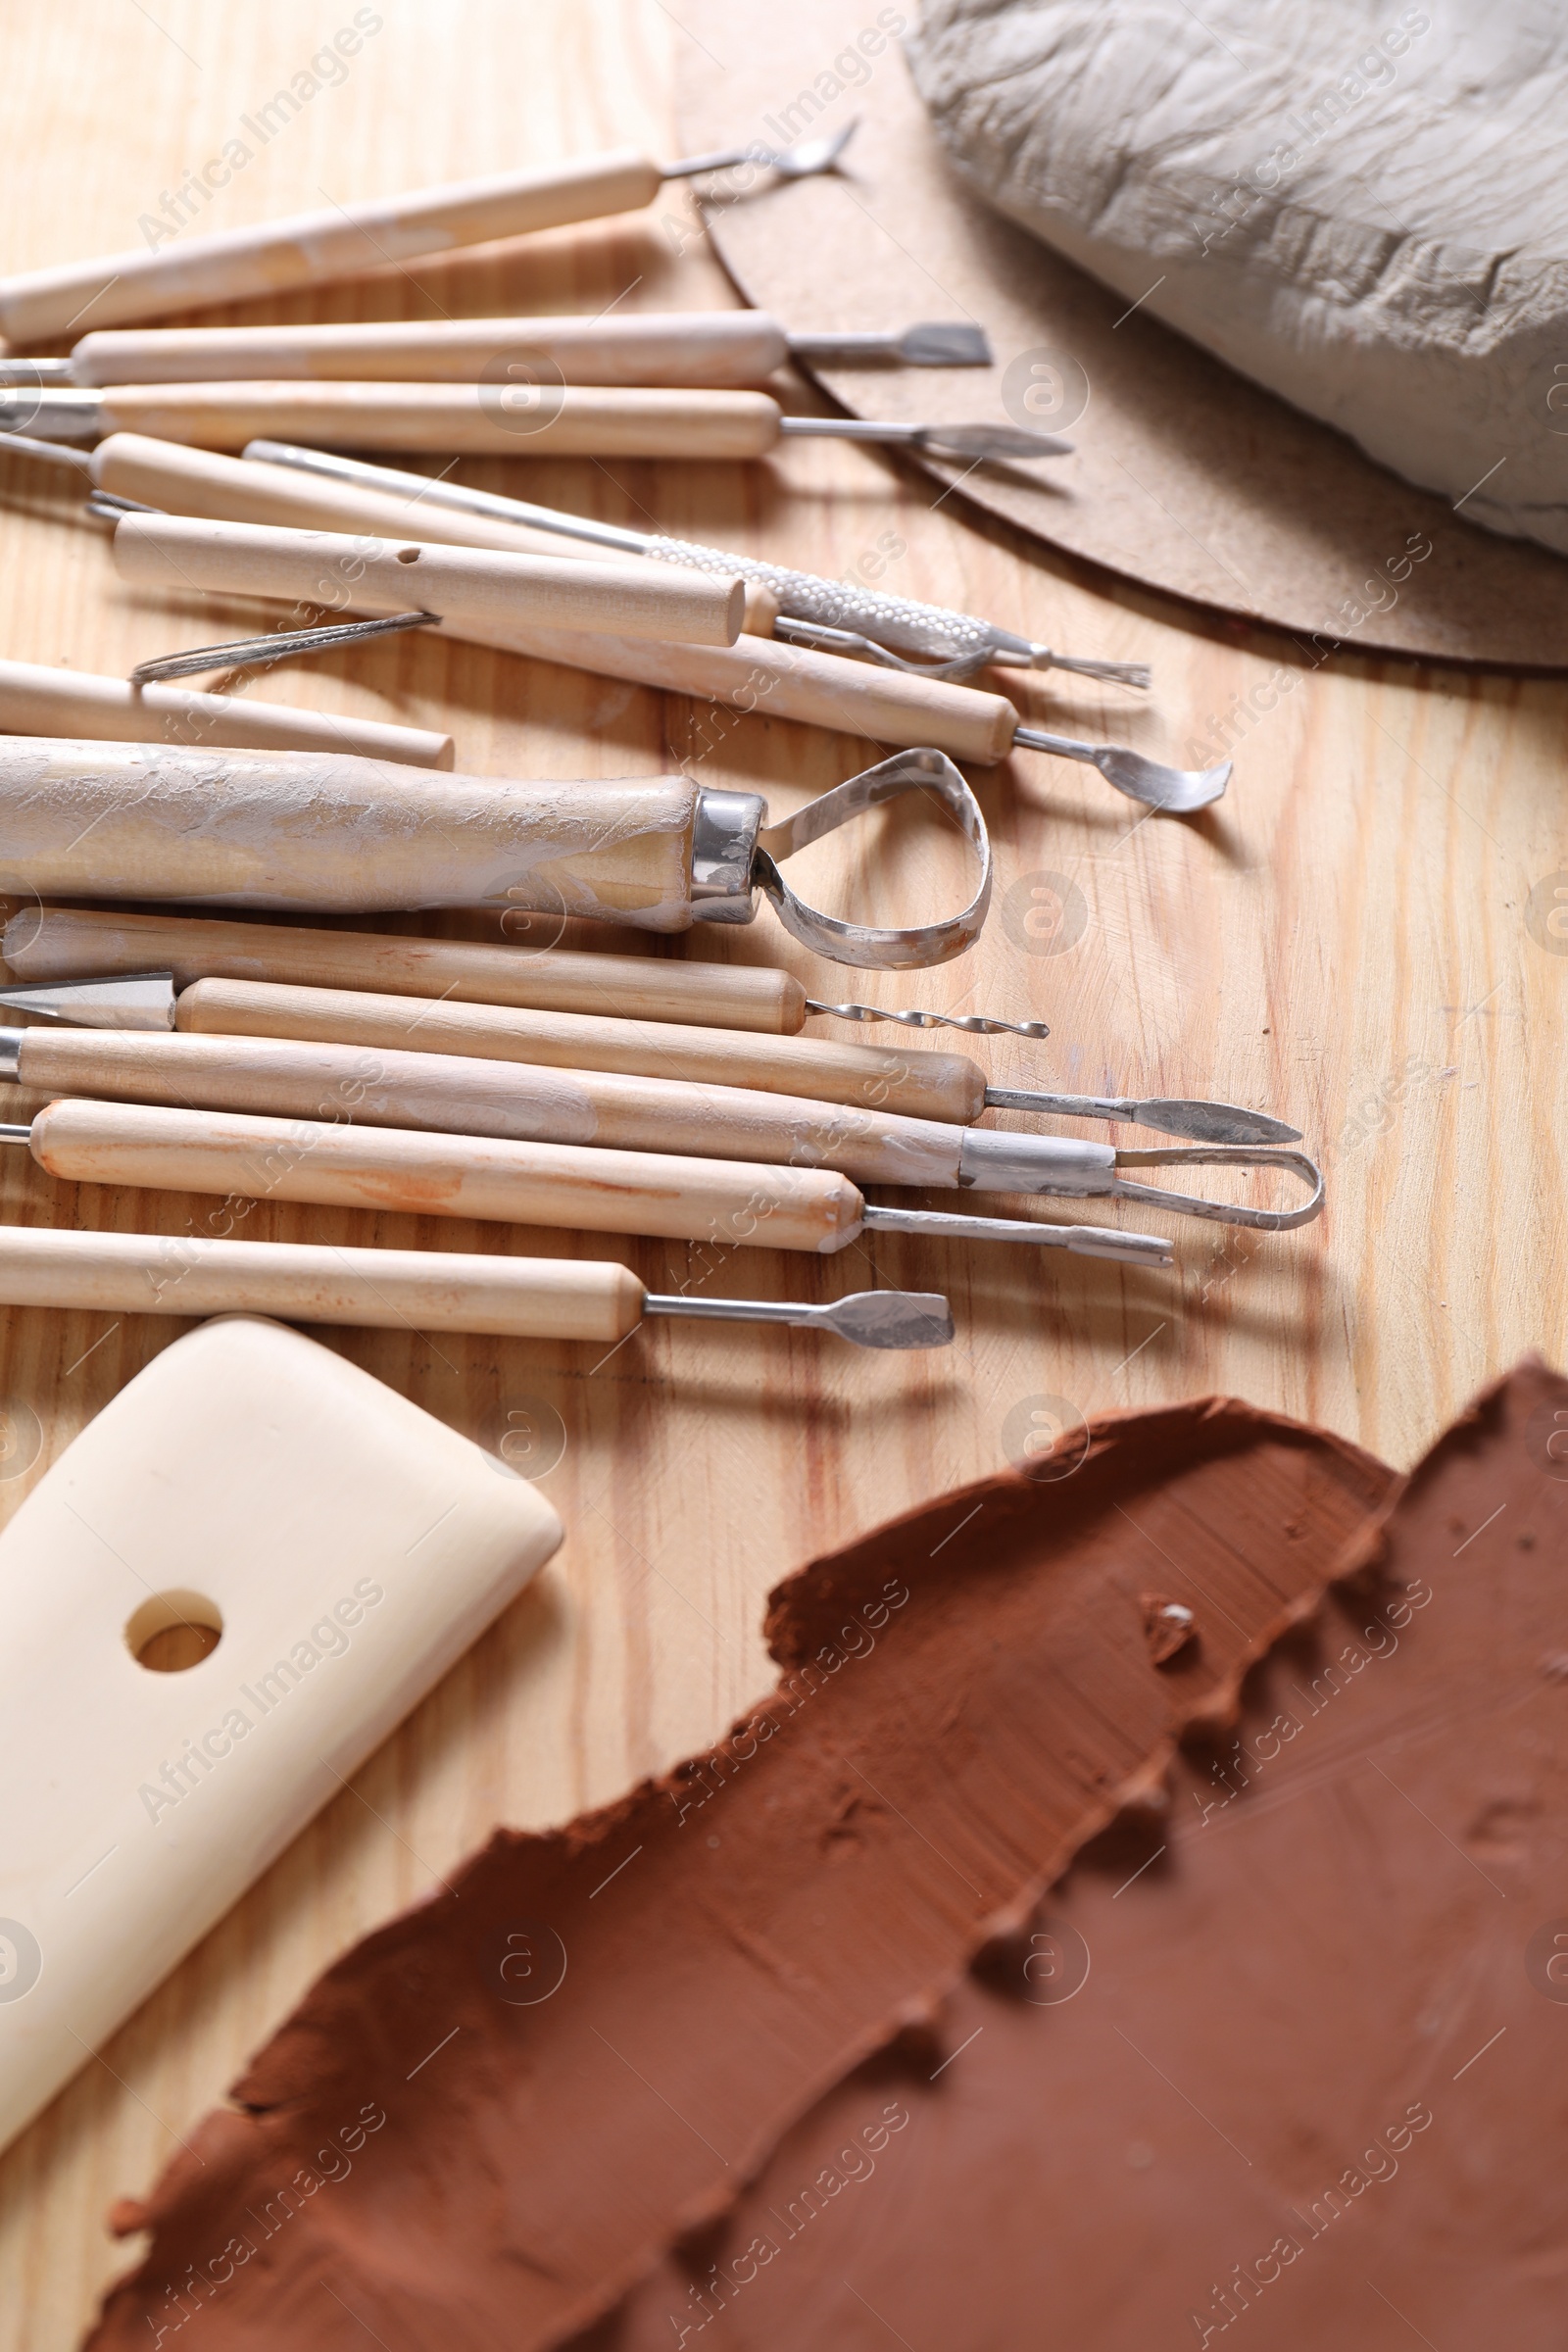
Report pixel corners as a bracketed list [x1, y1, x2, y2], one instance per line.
[97, 384, 782, 460]
[0, 152, 663, 344]
[14, 1028, 966, 1190]
[397, 615, 1021, 765]
[28, 1099, 862, 1254]
[112, 514, 745, 648]
[174, 977, 989, 1123]
[75, 313, 791, 387]
[0, 743, 700, 928]
[0, 1224, 645, 1341]
[0, 907, 808, 1034]
[0, 657, 454, 767]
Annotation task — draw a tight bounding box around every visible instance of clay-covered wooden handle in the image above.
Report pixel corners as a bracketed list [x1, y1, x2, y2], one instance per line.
[0, 151, 663, 345]
[0, 742, 702, 928]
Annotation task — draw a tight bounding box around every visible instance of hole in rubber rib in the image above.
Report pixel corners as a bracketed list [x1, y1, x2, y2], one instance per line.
[124, 1589, 222, 1673]
[395, 546, 421, 563]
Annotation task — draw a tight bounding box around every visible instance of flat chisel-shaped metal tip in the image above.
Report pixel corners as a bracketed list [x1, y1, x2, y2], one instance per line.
[0, 972, 176, 1029]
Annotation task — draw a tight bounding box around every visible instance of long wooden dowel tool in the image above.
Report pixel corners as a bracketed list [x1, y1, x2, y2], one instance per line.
[37, 313, 993, 387]
[100, 511, 745, 662]
[0, 921, 1299, 1143]
[18, 430, 1142, 685]
[0, 122, 859, 346]
[0, 655, 453, 764]
[0, 1023, 1321, 1228]
[6, 1098, 1175, 1266]
[0, 741, 991, 968]
[0, 1222, 953, 1349]
[88, 503, 1217, 809]
[0, 380, 1072, 467]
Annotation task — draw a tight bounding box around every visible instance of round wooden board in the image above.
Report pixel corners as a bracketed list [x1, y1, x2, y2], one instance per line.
[674, 0, 1568, 669]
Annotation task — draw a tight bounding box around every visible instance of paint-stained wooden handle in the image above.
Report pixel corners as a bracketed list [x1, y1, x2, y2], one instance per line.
[0, 1225, 646, 1341]
[174, 977, 989, 1123]
[27, 1099, 862, 1254]
[0, 658, 454, 766]
[91, 436, 780, 636]
[13, 1028, 966, 1189]
[0, 151, 663, 344]
[0, 907, 808, 1035]
[112, 514, 745, 647]
[0, 743, 701, 928]
[96, 383, 782, 460]
[74, 313, 791, 387]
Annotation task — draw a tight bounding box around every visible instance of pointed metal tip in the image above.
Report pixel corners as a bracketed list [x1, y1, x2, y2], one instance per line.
[1136, 1100, 1303, 1147]
[0, 971, 176, 1029]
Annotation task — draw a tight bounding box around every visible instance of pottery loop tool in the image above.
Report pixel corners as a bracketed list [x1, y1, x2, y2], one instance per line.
[241, 441, 1146, 682]
[0, 1019, 1322, 1228]
[0, 739, 992, 968]
[0, 1218, 954, 1348]
[0, 124, 861, 345]
[92, 505, 1210, 809]
[0, 653, 454, 764]
[0, 382, 1072, 466]
[0, 920, 1297, 1140]
[28, 312, 993, 388]
[3, 1097, 1178, 1266]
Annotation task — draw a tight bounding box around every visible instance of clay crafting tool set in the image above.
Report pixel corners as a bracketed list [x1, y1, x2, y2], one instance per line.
[0, 95, 1318, 1385]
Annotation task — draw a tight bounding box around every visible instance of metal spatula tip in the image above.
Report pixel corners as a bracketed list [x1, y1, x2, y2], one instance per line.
[899, 322, 994, 367]
[819, 1290, 956, 1349]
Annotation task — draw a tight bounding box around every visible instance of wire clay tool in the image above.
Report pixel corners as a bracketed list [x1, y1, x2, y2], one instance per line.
[0, 1014, 1323, 1230]
[0, 122, 862, 344]
[25, 311, 994, 388]
[0, 379, 1071, 466]
[3, 1098, 1177, 1267]
[0, 741, 992, 969]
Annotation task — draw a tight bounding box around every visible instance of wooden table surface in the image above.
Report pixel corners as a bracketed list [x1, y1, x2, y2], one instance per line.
[0, 4, 1561, 2341]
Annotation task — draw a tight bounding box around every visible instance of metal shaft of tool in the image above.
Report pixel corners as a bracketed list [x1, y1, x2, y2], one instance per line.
[660, 120, 858, 180]
[860, 1204, 1172, 1266]
[238, 440, 1138, 679]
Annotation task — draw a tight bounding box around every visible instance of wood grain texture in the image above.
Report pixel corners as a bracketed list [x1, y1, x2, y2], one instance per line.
[0, 3, 1558, 2343]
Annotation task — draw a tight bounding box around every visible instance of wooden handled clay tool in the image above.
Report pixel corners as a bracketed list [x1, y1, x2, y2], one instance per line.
[98, 511, 746, 662]
[0, 123, 859, 346]
[0, 1024, 1321, 1229]
[237, 439, 1145, 684]
[1, 382, 1071, 466]
[0, 930, 1298, 1143]
[0, 1222, 953, 1348]
[0, 654, 453, 764]
[97, 510, 1215, 810]
[3, 1099, 1176, 1266]
[43, 313, 993, 387]
[0, 741, 993, 968]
